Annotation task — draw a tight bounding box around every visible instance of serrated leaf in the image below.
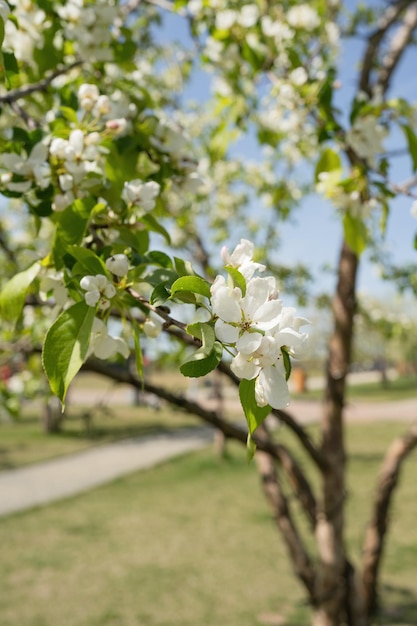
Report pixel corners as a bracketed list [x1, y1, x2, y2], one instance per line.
[225, 266, 246, 296]
[42, 301, 96, 405]
[180, 341, 223, 378]
[0, 262, 41, 324]
[239, 378, 271, 436]
[171, 276, 211, 299]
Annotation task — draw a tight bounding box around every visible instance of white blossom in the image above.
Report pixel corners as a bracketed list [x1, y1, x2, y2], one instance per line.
[345, 115, 387, 167]
[221, 238, 266, 281]
[89, 319, 130, 360]
[0, 142, 51, 191]
[287, 5, 320, 31]
[78, 83, 99, 111]
[122, 179, 160, 211]
[239, 4, 259, 28]
[105, 254, 129, 277]
[143, 311, 163, 338]
[215, 9, 237, 30]
[0, 0, 10, 22]
[80, 275, 116, 309]
[210, 240, 309, 410]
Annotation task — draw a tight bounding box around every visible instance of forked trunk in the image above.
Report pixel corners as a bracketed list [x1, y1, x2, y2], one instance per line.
[312, 240, 360, 626]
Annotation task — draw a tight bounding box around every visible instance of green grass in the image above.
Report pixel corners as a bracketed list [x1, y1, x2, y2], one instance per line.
[294, 374, 417, 402]
[0, 404, 200, 470]
[0, 423, 417, 625]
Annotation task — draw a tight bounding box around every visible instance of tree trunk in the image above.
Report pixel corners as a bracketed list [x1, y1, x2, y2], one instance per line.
[313, 240, 361, 626]
[362, 423, 417, 617]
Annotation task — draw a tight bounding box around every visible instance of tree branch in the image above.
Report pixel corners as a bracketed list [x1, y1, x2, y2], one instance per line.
[358, 0, 416, 95]
[361, 422, 417, 617]
[378, 2, 417, 93]
[255, 444, 316, 600]
[0, 61, 83, 105]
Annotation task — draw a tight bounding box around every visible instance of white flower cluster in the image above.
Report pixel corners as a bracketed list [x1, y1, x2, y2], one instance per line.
[122, 179, 161, 214]
[0, 143, 51, 193]
[80, 254, 129, 310]
[3, 0, 47, 65]
[57, 0, 119, 63]
[210, 240, 309, 409]
[49, 129, 104, 211]
[345, 115, 388, 168]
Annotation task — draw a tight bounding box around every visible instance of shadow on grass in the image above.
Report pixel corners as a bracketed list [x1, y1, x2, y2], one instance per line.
[377, 583, 417, 625]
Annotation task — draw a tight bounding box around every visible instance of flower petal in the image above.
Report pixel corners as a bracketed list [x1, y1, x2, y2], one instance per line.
[255, 364, 290, 409]
[214, 319, 239, 344]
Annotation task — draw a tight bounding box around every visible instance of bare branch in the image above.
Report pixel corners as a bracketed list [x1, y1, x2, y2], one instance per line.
[358, 0, 416, 95]
[361, 422, 417, 617]
[255, 445, 316, 600]
[389, 174, 417, 198]
[0, 60, 83, 105]
[378, 2, 417, 93]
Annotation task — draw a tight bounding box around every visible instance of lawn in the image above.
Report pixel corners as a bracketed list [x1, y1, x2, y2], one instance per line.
[0, 423, 416, 626]
[294, 373, 417, 402]
[0, 371, 415, 470]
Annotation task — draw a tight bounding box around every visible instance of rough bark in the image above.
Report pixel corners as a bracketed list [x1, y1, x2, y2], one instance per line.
[313, 241, 359, 626]
[362, 423, 417, 617]
[255, 447, 316, 600]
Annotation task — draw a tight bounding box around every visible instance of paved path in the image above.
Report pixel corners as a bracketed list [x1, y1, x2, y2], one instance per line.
[0, 395, 415, 519]
[0, 428, 213, 518]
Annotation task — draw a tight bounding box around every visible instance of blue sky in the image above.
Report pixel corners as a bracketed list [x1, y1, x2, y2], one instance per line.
[158, 3, 417, 301]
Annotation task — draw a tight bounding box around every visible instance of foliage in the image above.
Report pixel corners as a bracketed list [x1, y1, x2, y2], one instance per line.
[1, 1, 417, 624]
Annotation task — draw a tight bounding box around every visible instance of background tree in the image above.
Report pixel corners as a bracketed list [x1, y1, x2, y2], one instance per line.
[0, 1, 417, 625]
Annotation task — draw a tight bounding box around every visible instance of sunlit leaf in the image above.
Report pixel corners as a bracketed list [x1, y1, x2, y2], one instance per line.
[42, 301, 96, 405]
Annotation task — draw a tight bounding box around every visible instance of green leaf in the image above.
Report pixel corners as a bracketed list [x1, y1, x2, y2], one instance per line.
[58, 106, 79, 124]
[343, 213, 368, 256]
[0, 262, 41, 324]
[281, 347, 292, 381]
[141, 213, 171, 244]
[180, 341, 223, 378]
[315, 148, 342, 182]
[67, 246, 107, 277]
[401, 124, 417, 172]
[0, 17, 5, 49]
[173, 256, 195, 276]
[133, 325, 144, 386]
[239, 378, 271, 436]
[146, 250, 173, 268]
[414, 233, 417, 250]
[246, 433, 257, 463]
[171, 276, 211, 299]
[186, 322, 215, 353]
[42, 301, 96, 405]
[225, 266, 246, 296]
[150, 283, 171, 306]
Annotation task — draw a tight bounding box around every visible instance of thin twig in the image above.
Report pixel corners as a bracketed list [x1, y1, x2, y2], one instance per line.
[0, 60, 83, 105]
